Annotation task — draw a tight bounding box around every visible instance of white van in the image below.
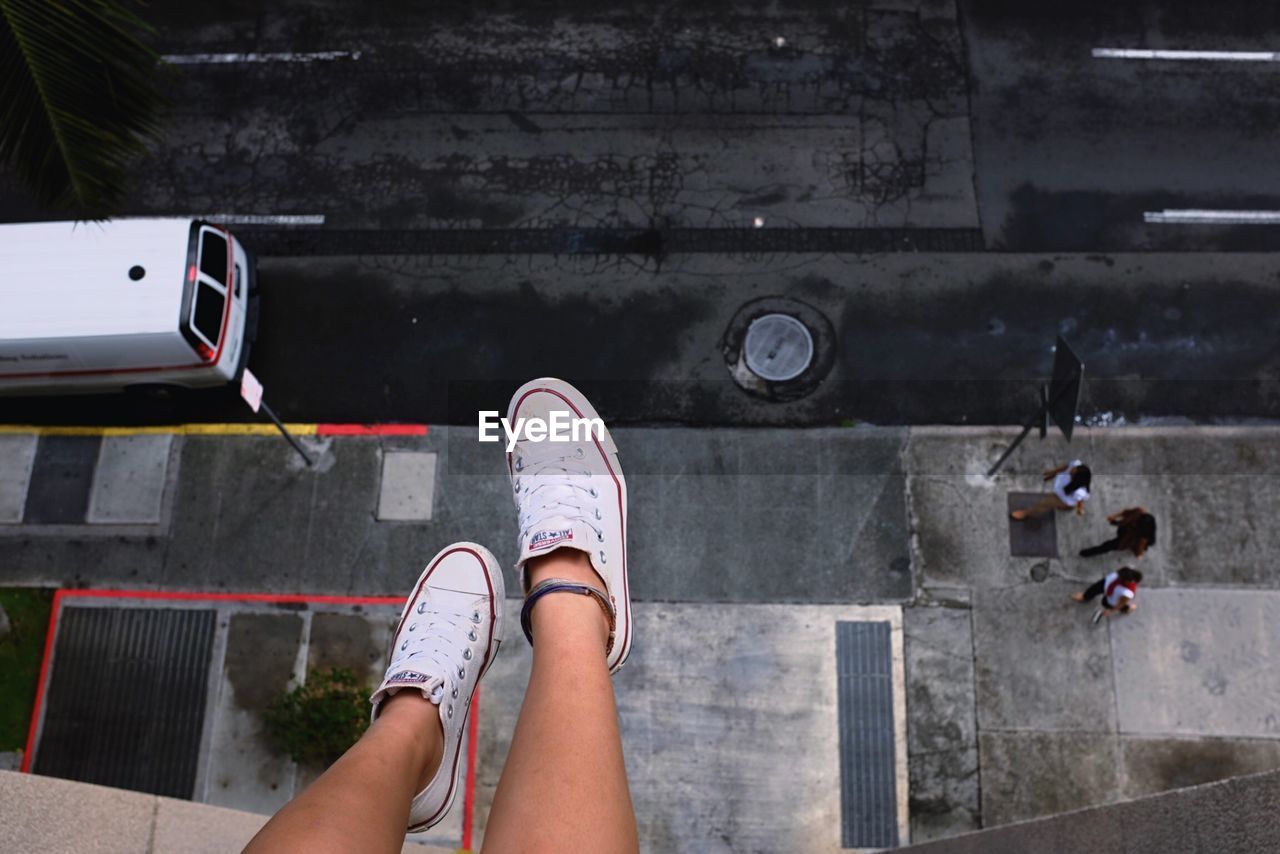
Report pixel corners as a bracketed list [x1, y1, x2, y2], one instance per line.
[0, 218, 256, 394]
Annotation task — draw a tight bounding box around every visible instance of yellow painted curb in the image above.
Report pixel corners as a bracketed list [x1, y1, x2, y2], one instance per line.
[0, 423, 318, 437]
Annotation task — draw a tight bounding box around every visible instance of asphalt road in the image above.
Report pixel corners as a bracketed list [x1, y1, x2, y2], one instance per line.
[963, 1, 1280, 250]
[3, 2, 1280, 425]
[5, 252, 1279, 426]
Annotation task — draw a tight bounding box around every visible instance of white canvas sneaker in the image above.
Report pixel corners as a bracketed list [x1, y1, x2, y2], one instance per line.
[506, 377, 631, 674]
[369, 542, 505, 832]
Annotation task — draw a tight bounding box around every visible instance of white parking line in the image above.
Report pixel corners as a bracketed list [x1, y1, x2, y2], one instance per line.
[1093, 47, 1280, 62]
[162, 50, 362, 64]
[195, 214, 326, 226]
[1145, 209, 1280, 224]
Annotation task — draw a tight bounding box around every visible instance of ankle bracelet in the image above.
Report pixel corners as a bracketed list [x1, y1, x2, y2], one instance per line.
[520, 578, 616, 655]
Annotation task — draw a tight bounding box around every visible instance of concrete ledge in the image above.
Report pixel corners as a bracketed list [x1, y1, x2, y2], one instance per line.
[901, 767, 1280, 854]
[0, 771, 453, 854]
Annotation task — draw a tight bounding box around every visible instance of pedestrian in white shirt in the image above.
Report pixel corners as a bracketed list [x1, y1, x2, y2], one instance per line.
[1010, 459, 1092, 520]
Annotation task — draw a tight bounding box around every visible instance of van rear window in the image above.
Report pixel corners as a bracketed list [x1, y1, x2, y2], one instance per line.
[200, 231, 228, 285]
[193, 281, 226, 344]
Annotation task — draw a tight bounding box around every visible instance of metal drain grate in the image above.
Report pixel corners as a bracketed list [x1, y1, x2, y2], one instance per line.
[34, 607, 216, 798]
[836, 620, 899, 849]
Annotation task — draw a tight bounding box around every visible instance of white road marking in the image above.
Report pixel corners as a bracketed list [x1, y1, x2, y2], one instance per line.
[194, 214, 326, 226]
[1145, 209, 1280, 224]
[1093, 47, 1280, 62]
[161, 50, 361, 64]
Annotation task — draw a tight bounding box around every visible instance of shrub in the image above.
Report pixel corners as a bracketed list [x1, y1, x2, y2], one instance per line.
[264, 667, 369, 766]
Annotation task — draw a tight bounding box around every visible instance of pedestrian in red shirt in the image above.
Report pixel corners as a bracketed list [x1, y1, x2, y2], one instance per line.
[1072, 567, 1142, 617]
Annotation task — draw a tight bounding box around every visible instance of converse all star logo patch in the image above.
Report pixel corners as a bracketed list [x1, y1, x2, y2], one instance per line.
[387, 670, 430, 684]
[529, 528, 573, 550]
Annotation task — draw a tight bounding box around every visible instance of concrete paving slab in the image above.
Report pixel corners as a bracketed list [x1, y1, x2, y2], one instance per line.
[87, 434, 173, 524]
[619, 427, 912, 603]
[972, 581, 1116, 733]
[1120, 736, 1280, 801]
[202, 612, 303, 815]
[308, 611, 395, 689]
[473, 601, 906, 853]
[904, 605, 980, 842]
[1007, 492, 1059, 557]
[1111, 589, 1280, 739]
[978, 731, 1122, 827]
[378, 451, 437, 521]
[1080, 429, 1280, 588]
[166, 437, 383, 592]
[23, 435, 99, 525]
[0, 434, 36, 523]
[908, 430, 1097, 590]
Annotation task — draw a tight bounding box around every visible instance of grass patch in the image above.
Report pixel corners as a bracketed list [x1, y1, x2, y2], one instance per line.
[0, 588, 55, 751]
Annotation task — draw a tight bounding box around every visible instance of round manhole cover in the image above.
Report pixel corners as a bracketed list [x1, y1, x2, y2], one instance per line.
[743, 313, 814, 382]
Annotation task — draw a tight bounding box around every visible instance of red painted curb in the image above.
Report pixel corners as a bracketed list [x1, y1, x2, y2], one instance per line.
[21, 589, 64, 774]
[19, 587, 489, 823]
[43, 589, 404, 606]
[316, 424, 429, 437]
[463, 685, 480, 851]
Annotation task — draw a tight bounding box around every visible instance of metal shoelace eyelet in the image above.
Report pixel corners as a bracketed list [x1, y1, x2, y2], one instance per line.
[416, 602, 427, 614]
[471, 611, 481, 624]
[447, 705, 454, 719]
[599, 550, 607, 564]
[596, 531, 604, 542]
[463, 649, 472, 660]
[408, 623, 416, 632]
[451, 686, 458, 699]
[575, 447, 584, 458]
[458, 667, 466, 680]
[467, 630, 477, 642]
[400, 640, 409, 651]
[515, 459, 524, 472]
[589, 487, 598, 498]
[594, 508, 602, 520]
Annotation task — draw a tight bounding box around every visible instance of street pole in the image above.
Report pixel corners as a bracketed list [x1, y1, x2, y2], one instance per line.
[987, 386, 1047, 477]
[260, 400, 313, 467]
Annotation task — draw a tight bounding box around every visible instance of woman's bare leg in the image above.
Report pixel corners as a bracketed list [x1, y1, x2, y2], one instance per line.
[482, 548, 638, 854]
[1011, 494, 1067, 520]
[244, 691, 442, 854]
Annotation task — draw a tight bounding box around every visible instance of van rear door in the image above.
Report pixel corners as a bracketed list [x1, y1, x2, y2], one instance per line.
[181, 225, 231, 361]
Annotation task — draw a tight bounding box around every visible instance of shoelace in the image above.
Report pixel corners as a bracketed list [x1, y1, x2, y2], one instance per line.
[514, 445, 605, 543]
[394, 604, 481, 706]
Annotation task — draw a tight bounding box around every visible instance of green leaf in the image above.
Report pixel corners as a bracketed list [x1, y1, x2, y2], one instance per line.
[0, 0, 165, 216]
[264, 668, 370, 766]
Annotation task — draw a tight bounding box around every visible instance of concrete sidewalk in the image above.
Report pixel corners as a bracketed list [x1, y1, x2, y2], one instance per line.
[905, 426, 1280, 841]
[6, 424, 1280, 848]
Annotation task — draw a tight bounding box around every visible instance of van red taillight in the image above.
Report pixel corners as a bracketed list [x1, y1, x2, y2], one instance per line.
[194, 341, 214, 362]
[188, 264, 197, 282]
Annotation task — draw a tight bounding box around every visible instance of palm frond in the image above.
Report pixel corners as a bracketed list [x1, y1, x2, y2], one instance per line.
[0, 0, 165, 217]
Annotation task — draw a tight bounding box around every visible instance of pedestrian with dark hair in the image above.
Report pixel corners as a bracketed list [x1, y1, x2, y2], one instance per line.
[1080, 507, 1157, 559]
[1072, 566, 1142, 617]
[1010, 459, 1092, 520]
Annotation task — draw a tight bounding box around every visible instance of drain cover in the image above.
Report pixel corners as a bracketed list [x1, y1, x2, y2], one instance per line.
[744, 314, 814, 381]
